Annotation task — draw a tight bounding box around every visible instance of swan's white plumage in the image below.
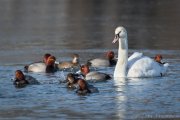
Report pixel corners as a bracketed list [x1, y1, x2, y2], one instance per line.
[127, 52, 143, 69]
[128, 52, 143, 61]
[127, 56, 168, 77]
[113, 26, 169, 78]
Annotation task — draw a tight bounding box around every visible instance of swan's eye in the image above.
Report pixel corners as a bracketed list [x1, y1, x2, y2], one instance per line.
[115, 34, 120, 39]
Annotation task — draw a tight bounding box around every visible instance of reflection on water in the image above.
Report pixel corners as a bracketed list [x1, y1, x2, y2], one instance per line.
[0, 0, 180, 64]
[113, 77, 127, 119]
[0, 0, 180, 119]
[114, 76, 180, 119]
[0, 0, 180, 51]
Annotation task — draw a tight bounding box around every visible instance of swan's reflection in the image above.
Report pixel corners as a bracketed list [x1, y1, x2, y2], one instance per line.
[113, 77, 163, 119]
[113, 77, 128, 119]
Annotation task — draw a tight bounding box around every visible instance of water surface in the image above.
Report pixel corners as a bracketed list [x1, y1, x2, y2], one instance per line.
[0, 0, 180, 119]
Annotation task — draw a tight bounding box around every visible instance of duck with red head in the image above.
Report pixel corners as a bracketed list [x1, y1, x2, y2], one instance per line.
[154, 54, 165, 64]
[57, 54, 80, 69]
[63, 73, 98, 95]
[87, 51, 116, 67]
[76, 78, 99, 95]
[76, 79, 91, 95]
[14, 70, 39, 88]
[43, 53, 52, 63]
[80, 64, 111, 82]
[106, 51, 117, 66]
[65, 73, 80, 89]
[24, 53, 51, 72]
[46, 56, 57, 73]
[25, 55, 57, 73]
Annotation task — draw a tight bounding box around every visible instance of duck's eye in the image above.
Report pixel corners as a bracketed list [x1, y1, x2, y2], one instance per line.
[81, 67, 84, 71]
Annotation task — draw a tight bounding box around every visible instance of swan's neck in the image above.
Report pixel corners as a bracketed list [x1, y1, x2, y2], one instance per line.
[114, 37, 128, 78]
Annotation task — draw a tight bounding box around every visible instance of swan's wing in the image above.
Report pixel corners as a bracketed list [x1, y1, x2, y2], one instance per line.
[116, 52, 143, 65]
[127, 52, 143, 69]
[128, 52, 143, 61]
[127, 56, 168, 77]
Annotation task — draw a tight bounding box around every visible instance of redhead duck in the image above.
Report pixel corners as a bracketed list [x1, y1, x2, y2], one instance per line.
[13, 70, 39, 87]
[65, 73, 79, 89]
[25, 56, 57, 73]
[57, 54, 80, 69]
[76, 79, 99, 95]
[80, 65, 111, 81]
[45, 56, 57, 73]
[64, 73, 98, 94]
[76, 79, 91, 95]
[24, 53, 51, 72]
[87, 51, 116, 67]
[107, 51, 117, 66]
[154, 54, 165, 64]
[43, 53, 52, 63]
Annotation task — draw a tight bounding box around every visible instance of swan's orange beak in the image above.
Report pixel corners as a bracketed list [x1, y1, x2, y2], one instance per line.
[112, 34, 119, 44]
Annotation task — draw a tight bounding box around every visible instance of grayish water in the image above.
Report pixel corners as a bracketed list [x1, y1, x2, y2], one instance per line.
[0, 0, 180, 119]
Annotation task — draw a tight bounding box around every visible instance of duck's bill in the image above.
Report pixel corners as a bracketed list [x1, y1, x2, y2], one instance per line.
[11, 78, 15, 81]
[76, 70, 81, 74]
[55, 61, 59, 64]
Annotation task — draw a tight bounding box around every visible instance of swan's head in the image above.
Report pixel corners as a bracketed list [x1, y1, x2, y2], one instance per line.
[112, 26, 127, 43]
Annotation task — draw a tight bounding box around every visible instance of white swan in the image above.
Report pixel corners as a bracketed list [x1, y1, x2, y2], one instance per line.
[113, 26, 169, 78]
